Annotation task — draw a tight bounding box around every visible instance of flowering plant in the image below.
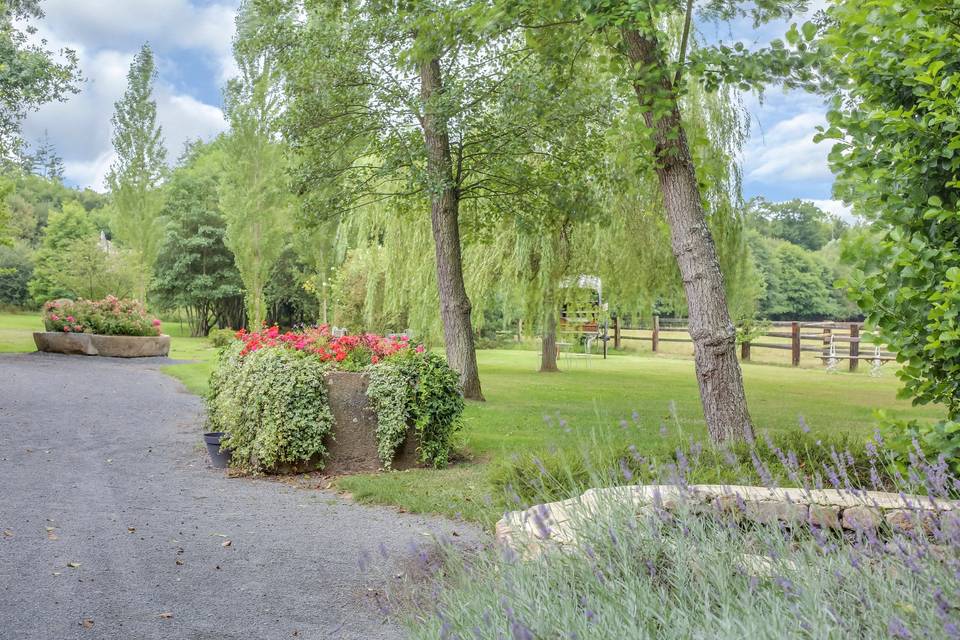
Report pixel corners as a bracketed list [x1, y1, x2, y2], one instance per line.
[234, 324, 421, 369]
[42, 296, 162, 337]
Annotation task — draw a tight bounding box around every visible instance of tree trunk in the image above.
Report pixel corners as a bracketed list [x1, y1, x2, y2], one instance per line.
[540, 287, 559, 372]
[419, 57, 484, 400]
[620, 27, 753, 443]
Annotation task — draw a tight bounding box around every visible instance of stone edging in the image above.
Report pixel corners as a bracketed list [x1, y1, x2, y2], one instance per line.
[495, 484, 960, 557]
[33, 331, 171, 358]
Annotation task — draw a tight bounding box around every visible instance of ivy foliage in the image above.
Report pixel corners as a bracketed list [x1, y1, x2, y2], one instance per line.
[208, 342, 334, 472]
[821, 1, 960, 418]
[365, 349, 464, 469]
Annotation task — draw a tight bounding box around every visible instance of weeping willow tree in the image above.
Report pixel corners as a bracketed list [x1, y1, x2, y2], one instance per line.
[319, 55, 755, 377]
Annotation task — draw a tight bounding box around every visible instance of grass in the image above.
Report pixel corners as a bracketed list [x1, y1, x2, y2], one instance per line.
[1, 311, 944, 527]
[0, 310, 42, 352]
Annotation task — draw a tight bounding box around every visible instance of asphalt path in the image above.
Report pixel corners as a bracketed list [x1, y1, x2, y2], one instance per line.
[0, 352, 476, 639]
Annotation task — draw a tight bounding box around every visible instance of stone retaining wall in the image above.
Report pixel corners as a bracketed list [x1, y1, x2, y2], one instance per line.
[496, 484, 960, 557]
[33, 332, 170, 357]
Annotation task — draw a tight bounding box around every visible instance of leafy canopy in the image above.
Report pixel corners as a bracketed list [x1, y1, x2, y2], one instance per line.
[820, 1, 960, 416]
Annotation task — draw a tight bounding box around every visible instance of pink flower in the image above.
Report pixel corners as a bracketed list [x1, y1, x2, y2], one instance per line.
[66, 315, 75, 323]
[152, 319, 161, 327]
[415, 345, 425, 353]
[50, 314, 59, 322]
[63, 325, 72, 332]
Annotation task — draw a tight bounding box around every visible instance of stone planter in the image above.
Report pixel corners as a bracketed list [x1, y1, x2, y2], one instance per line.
[319, 370, 421, 474]
[33, 332, 171, 358]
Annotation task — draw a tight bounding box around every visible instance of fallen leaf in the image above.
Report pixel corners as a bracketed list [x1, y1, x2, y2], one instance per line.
[175, 558, 184, 566]
[221, 540, 232, 547]
[52, 572, 61, 576]
[47, 531, 59, 541]
[67, 562, 81, 569]
[2, 529, 13, 538]
[127, 527, 136, 533]
[80, 619, 94, 629]
[158, 612, 173, 619]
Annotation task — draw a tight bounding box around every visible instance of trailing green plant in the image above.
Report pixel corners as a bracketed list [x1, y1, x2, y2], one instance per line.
[365, 349, 464, 469]
[207, 341, 333, 472]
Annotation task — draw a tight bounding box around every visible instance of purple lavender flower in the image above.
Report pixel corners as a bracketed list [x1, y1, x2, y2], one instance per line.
[887, 616, 913, 639]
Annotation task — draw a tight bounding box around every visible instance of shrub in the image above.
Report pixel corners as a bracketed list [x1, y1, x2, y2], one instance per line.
[207, 327, 236, 348]
[489, 430, 901, 510]
[207, 325, 463, 472]
[407, 423, 960, 639]
[41, 296, 161, 336]
[207, 342, 334, 472]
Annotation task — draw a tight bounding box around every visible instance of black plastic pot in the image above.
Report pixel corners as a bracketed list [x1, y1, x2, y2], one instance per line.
[203, 432, 231, 468]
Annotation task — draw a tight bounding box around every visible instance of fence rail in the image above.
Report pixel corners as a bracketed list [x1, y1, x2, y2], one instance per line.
[612, 316, 896, 372]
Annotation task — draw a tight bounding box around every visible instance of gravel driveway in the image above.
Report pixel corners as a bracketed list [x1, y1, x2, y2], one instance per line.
[0, 352, 478, 639]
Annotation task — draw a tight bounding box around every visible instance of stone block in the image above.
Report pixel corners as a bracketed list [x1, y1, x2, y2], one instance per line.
[842, 506, 881, 531]
[808, 504, 841, 529]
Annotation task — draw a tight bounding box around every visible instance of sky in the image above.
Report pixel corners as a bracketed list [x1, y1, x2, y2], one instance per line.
[20, 0, 850, 219]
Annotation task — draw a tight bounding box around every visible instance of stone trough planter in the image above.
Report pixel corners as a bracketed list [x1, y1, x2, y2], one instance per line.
[33, 331, 171, 358]
[269, 371, 421, 475]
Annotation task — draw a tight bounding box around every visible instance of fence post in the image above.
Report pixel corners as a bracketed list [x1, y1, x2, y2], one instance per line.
[791, 321, 801, 367]
[821, 325, 831, 360]
[614, 316, 621, 350]
[652, 315, 660, 352]
[517, 318, 523, 342]
[740, 340, 751, 361]
[849, 323, 860, 372]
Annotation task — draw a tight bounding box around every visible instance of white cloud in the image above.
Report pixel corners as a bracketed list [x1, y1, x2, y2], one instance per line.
[20, 2, 236, 190]
[744, 110, 834, 184]
[37, 0, 238, 77]
[809, 199, 857, 223]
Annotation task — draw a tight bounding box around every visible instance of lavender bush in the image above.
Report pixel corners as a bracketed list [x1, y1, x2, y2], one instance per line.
[401, 418, 960, 639]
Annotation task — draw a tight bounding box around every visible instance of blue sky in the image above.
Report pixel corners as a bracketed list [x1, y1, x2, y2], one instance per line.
[21, 0, 847, 218]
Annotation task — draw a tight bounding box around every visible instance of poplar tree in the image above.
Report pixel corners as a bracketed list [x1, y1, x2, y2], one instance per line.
[106, 43, 167, 302]
[221, 3, 291, 329]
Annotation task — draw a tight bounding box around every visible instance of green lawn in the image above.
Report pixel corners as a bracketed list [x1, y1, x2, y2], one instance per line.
[0, 311, 43, 352]
[1, 311, 943, 526]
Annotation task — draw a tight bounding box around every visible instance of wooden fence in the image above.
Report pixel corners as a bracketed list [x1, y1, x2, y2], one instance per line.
[612, 317, 897, 372]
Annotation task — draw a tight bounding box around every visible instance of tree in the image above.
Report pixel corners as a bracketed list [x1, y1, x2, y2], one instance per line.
[0, 0, 80, 158]
[495, 1, 819, 442]
[27, 201, 96, 301]
[747, 197, 838, 251]
[221, 5, 291, 329]
[0, 240, 32, 304]
[153, 142, 245, 336]
[271, 0, 559, 400]
[105, 43, 167, 302]
[21, 130, 64, 181]
[751, 234, 840, 320]
[821, 1, 960, 417]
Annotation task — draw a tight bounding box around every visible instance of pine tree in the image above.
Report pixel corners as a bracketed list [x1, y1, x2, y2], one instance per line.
[21, 130, 64, 181]
[105, 43, 167, 302]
